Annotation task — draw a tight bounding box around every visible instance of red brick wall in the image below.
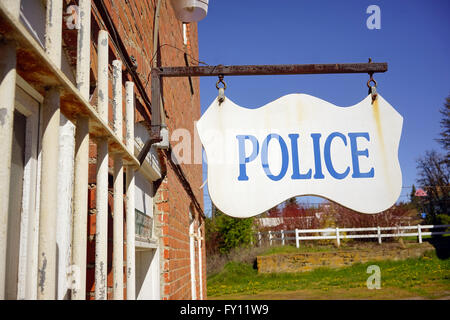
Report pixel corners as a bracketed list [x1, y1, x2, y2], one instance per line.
[150, 1, 205, 300]
[80, 0, 205, 300]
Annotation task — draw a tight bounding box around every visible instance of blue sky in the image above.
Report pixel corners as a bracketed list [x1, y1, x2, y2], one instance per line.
[197, 0, 450, 216]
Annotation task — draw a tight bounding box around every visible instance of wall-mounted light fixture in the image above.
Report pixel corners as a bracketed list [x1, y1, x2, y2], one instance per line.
[169, 0, 209, 22]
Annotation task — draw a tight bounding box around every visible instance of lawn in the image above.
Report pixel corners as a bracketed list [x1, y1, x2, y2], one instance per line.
[207, 250, 450, 300]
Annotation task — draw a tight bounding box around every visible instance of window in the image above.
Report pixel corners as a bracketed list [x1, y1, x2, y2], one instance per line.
[134, 172, 154, 242]
[134, 171, 160, 299]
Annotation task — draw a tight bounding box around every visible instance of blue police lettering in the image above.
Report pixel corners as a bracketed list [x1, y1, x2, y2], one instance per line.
[261, 134, 289, 181]
[236, 135, 259, 181]
[236, 132, 374, 181]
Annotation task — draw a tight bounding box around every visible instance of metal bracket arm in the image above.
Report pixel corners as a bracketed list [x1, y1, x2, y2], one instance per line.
[138, 61, 388, 166]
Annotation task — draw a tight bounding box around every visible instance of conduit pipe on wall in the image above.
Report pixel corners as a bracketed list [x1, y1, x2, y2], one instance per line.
[152, 0, 165, 141]
[197, 225, 203, 300]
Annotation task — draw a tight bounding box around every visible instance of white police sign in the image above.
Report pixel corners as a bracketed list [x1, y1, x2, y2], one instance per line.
[196, 93, 403, 218]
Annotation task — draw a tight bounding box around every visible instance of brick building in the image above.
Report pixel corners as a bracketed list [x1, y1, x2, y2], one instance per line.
[0, 0, 206, 300]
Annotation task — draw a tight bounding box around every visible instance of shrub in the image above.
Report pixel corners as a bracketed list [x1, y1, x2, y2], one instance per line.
[205, 209, 255, 256]
[215, 212, 254, 254]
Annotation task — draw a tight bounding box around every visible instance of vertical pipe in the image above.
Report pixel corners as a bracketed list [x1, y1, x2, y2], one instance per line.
[152, 0, 166, 128]
[112, 60, 124, 300]
[150, 70, 161, 137]
[71, 0, 91, 300]
[189, 220, 196, 300]
[295, 229, 299, 248]
[197, 226, 203, 300]
[0, 0, 20, 300]
[95, 30, 109, 301]
[125, 82, 135, 300]
[152, 0, 162, 67]
[38, 0, 63, 300]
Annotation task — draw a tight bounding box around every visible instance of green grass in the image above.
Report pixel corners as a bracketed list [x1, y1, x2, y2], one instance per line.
[207, 250, 450, 298]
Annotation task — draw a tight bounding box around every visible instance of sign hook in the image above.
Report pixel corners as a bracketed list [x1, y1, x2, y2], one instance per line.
[367, 58, 378, 103]
[216, 74, 226, 105]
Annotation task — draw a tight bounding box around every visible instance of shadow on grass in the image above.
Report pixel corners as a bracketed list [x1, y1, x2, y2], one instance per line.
[425, 236, 450, 259]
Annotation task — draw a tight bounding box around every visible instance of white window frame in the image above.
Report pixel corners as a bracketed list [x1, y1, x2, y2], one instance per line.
[14, 75, 43, 300]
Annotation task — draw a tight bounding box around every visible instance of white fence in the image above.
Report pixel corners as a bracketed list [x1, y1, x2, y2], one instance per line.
[256, 224, 450, 248]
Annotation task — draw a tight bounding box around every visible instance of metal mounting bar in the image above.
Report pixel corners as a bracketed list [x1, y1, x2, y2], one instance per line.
[139, 61, 388, 166]
[154, 62, 388, 77]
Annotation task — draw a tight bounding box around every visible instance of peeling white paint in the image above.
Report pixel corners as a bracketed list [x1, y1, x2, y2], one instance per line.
[15, 81, 41, 300]
[38, 87, 61, 300]
[113, 155, 124, 300]
[72, 116, 89, 300]
[71, 0, 91, 300]
[112, 60, 124, 300]
[95, 140, 108, 300]
[125, 82, 136, 300]
[0, 42, 17, 300]
[95, 30, 109, 301]
[56, 116, 75, 300]
[37, 0, 63, 300]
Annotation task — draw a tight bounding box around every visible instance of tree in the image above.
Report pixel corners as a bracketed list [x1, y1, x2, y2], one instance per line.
[408, 184, 422, 214]
[282, 197, 301, 217]
[205, 215, 222, 256]
[414, 95, 450, 225]
[410, 184, 417, 202]
[437, 95, 450, 158]
[266, 205, 282, 218]
[207, 207, 254, 254]
[416, 150, 449, 224]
